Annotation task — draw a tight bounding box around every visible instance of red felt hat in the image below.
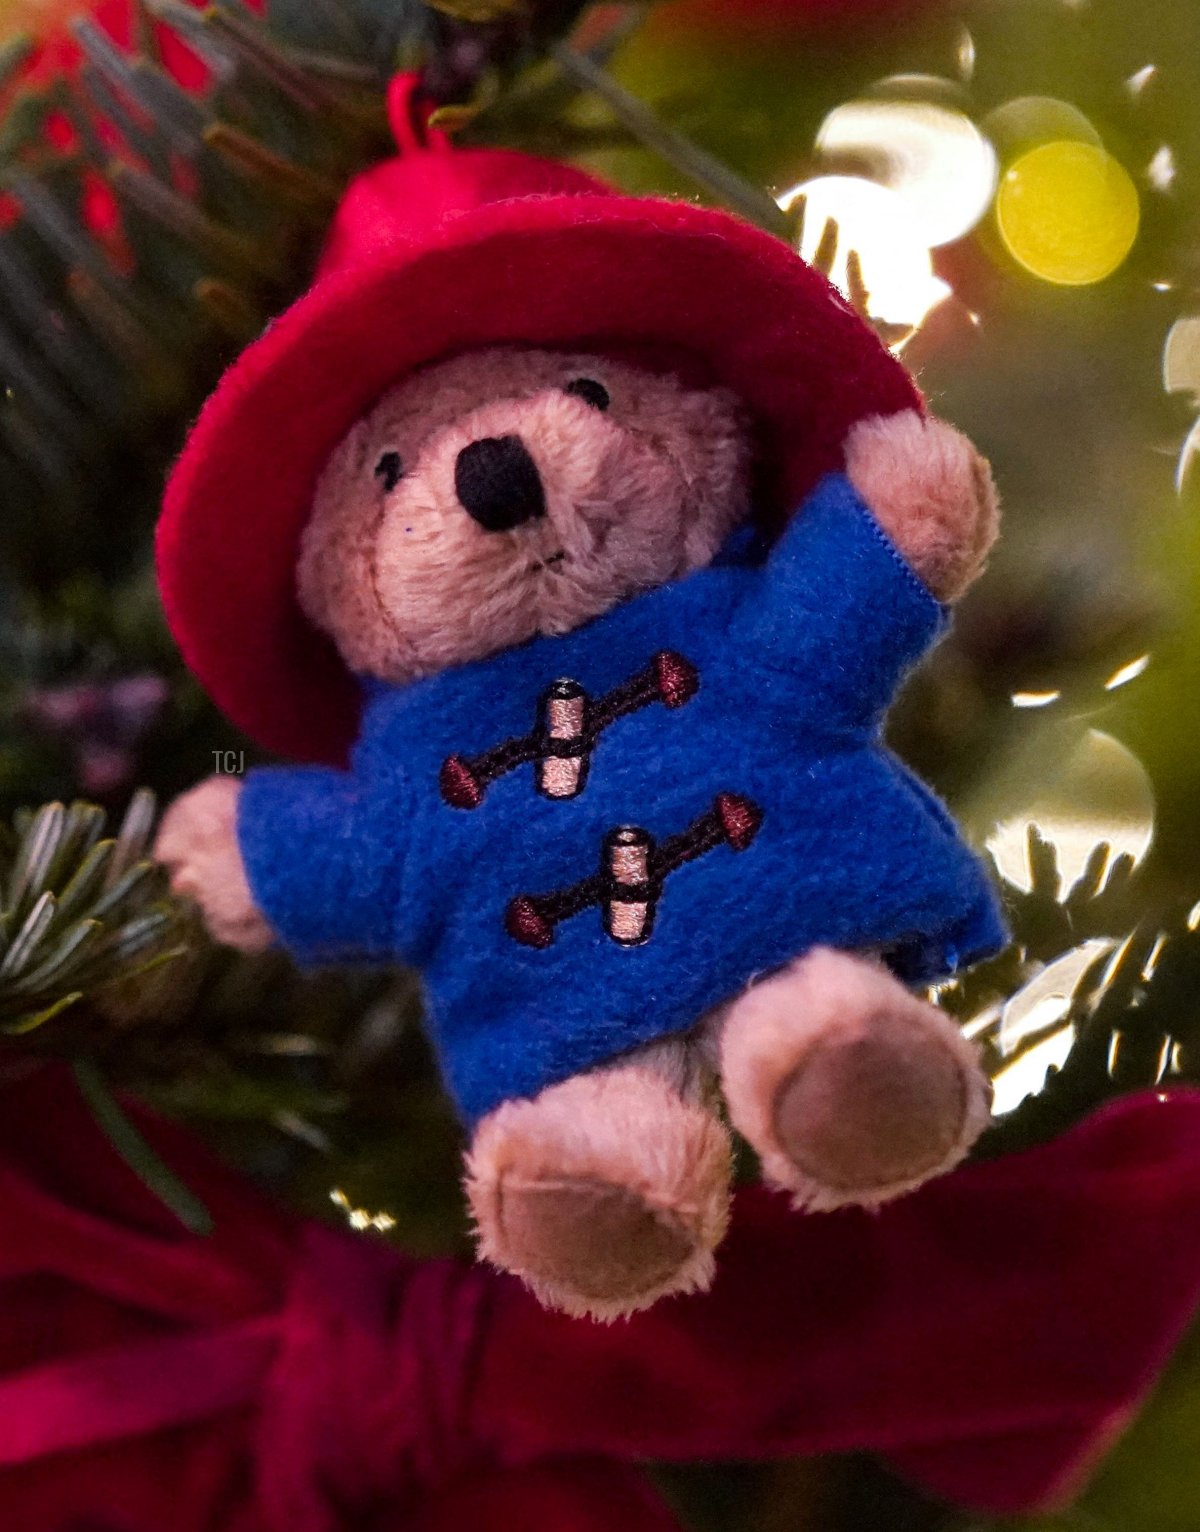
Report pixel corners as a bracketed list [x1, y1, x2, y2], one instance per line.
[157, 79, 920, 766]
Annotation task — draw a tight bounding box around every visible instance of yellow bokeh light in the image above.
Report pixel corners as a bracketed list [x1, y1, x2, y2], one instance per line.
[996, 141, 1139, 286]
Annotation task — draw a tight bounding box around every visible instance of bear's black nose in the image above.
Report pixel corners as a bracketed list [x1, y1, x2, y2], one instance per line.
[454, 435, 546, 532]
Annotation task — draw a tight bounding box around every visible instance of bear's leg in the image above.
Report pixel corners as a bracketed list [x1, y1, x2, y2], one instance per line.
[465, 1038, 731, 1321]
[712, 948, 991, 1211]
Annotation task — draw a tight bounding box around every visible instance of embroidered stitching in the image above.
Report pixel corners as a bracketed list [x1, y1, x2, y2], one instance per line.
[506, 792, 763, 949]
[439, 650, 699, 809]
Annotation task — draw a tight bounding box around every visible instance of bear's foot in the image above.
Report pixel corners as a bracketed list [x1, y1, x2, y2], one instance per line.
[465, 1045, 731, 1320]
[716, 948, 991, 1211]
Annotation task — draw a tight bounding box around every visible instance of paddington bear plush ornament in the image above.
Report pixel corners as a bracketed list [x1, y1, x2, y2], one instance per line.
[156, 77, 1006, 1320]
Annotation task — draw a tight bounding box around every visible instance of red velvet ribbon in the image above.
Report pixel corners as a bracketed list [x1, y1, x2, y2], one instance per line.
[2, 1066, 1200, 1529]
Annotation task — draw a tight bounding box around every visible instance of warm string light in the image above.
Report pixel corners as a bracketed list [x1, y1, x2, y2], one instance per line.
[1105, 654, 1152, 691]
[1147, 145, 1177, 191]
[1008, 656, 1151, 711]
[330, 1188, 397, 1233]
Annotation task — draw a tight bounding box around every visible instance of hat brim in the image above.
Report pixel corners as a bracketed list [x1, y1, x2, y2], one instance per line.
[157, 194, 919, 765]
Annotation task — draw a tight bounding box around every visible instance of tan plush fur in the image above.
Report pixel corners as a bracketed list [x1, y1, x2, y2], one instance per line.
[161, 342, 1004, 1318]
[714, 948, 992, 1211]
[154, 777, 274, 952]
[844, 410, 999, 602]
[466, 1039, 732, 1321]
[297, 348, 753, 683]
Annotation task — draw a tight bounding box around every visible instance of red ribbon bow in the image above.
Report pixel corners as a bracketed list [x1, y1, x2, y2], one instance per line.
[2, 1066, 1200, 1530]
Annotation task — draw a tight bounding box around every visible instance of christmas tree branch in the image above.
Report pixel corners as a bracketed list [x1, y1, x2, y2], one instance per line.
[958, 826, 1200, 1158]
[549, 40, 792, 238]
[0, 790, 184, 1033]
[0, 0, 606, 580]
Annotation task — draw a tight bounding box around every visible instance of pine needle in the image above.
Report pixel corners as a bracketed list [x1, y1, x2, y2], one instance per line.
[72, 1057, 214, 1235]
[0, 795, 184, 1034]
[549, 42, 791, 238]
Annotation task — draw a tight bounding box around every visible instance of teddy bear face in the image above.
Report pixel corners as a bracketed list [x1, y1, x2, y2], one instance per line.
[296, 347, 753, 684]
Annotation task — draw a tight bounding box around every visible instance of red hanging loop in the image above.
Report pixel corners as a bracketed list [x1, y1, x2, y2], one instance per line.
[387, 72, 451, 156]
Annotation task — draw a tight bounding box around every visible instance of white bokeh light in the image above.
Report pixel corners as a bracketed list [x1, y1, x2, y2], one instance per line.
[778, 176, 950, 331]
[990, 941, 1118, 1116]
[986, 729, 1154, 892]
[814, 98, 997, 248]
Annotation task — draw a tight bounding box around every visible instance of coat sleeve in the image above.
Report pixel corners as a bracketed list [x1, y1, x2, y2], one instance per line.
[734, 473, 947, 730]
[237, 764, 408, 965]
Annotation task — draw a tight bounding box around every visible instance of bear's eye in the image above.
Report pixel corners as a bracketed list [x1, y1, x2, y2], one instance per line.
[374, 450, 404, 492]
[564, 378, 610, 412]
